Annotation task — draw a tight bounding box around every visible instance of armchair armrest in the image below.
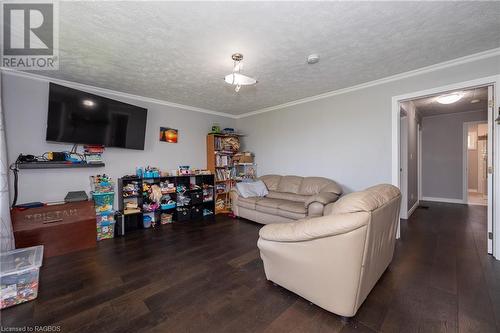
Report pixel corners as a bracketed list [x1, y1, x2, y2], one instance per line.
[305, 192, 340, 207]
[259, 211, 369, 242]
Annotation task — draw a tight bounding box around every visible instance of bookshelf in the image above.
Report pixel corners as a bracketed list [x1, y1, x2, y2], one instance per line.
[207, 134, 241, 214]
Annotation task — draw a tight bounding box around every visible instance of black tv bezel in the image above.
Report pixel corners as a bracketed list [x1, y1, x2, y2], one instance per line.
[46, 83, 148, 150]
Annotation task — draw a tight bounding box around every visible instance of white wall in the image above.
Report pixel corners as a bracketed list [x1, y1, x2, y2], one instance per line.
[1, 72, 234, 203]
[422, 110, 487, 201]
[237, 55, 500, 192]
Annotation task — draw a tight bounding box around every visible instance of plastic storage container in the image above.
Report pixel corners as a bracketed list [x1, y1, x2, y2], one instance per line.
[97, 221, 115, 240]
[1, 246, 44, 309]
[92, 192, 114, 213]
[96, 212, 115, 240]
[143, 215, 152, 228]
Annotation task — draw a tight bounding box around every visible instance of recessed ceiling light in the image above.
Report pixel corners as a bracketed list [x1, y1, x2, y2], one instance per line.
[307, 54, 320, 64]
[436, 92, 463, 104]
[471, 99, 480, 104]
[82, 99, 95, 107]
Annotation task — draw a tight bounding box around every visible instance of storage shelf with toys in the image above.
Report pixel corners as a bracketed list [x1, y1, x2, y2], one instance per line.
[117, 169, 215, 236]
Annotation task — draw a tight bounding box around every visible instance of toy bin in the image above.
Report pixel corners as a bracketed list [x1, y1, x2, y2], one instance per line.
[143, 215, 152, 228]
[161, 202, 176, 210]
[92, 192, 114, 213]
[1, 245, 44, 309]
[96, 221, 115, 241]
[96, 213, 115, 241]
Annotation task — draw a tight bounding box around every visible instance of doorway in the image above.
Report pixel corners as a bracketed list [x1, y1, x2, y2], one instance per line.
[465, 121, 488, 206]
[392, 77, 498, 256]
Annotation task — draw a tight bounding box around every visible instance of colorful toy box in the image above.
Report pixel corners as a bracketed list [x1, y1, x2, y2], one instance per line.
[96, 212, 115, 240]
[92, 192, 114, 213]
[92, 191, 115, 240]
[0, 246, 43, 309]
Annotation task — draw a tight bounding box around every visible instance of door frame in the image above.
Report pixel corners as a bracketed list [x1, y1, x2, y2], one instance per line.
[463, 121, 488, 205]
[418, 123, 422, 201]
[391, 75, 500, 259]
[399, 114, 408, 219]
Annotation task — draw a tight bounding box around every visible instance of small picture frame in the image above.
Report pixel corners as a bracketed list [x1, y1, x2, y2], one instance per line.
[160, 127, 178, 143]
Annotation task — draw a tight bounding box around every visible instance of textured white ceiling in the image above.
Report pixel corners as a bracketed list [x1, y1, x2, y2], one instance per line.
[413, 87, 488, 118]
[25, 1, 500, 115]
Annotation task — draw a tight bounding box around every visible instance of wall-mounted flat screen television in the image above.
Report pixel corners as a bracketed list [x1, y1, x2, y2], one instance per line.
[46, 83, 148, 150]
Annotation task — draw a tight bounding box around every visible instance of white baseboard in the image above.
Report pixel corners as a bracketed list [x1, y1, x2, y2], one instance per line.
[407, 201, 419, 218]
[421, 196, 466, 204]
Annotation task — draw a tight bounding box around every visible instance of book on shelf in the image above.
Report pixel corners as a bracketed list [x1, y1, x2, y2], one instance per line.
[215, 168, 232, 181]
[215, 154, 233, 167]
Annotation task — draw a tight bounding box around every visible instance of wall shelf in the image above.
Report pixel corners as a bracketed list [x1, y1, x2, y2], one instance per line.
[18, 162, 105, 169]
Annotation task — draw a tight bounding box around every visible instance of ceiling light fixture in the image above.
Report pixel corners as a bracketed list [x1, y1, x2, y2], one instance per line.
[436, 92, 463, 104]
[471, 99, 480, 104]
[82, 99, 95, 107]
[224, 53, 257, 92]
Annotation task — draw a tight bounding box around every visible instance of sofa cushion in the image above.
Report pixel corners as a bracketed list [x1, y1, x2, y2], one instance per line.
[237, 196, 262, 210]
[278, 176, 303, 194]
[277, 200, 307, 220]
[279, 201, 306, 214]
[299, 177, 343, 196]
[277, 209, 306, 220]
[266, 191, 309, 203]
[327, 184, 401, 215]
[257, 199, 307, 220]
[257, 198, 288, 209]
[256, 198, 289, 215]
[260, 175, 281, 191]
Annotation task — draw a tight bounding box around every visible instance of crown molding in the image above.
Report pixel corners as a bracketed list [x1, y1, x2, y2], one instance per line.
[0, 67, 238, 119]
[235, 47, 500, 119]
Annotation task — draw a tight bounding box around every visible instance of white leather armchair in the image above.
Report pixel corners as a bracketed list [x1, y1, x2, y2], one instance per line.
[257, 184, 401, 317]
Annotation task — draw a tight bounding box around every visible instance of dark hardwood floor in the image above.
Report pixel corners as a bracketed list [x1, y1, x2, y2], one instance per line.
[2, 202, 500, 332]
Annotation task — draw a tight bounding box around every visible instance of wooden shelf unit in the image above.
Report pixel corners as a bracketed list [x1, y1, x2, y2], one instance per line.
[207, 134, 241, 214]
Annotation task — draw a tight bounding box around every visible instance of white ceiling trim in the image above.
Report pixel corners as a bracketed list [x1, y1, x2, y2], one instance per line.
[235, 47, 500, 119]
[0, 67, 238, 119]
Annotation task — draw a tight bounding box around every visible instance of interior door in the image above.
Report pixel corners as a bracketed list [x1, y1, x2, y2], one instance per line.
[487, 85, 494, 254]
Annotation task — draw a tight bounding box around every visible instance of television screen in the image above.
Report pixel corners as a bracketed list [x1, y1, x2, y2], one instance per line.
[46, 83, 148, 150]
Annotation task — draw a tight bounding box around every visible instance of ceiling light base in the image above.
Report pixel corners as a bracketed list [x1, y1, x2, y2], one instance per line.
[232, 53, 243, 62]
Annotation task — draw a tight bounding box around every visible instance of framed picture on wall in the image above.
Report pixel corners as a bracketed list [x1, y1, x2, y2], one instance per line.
[160, 127, 178, 143]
